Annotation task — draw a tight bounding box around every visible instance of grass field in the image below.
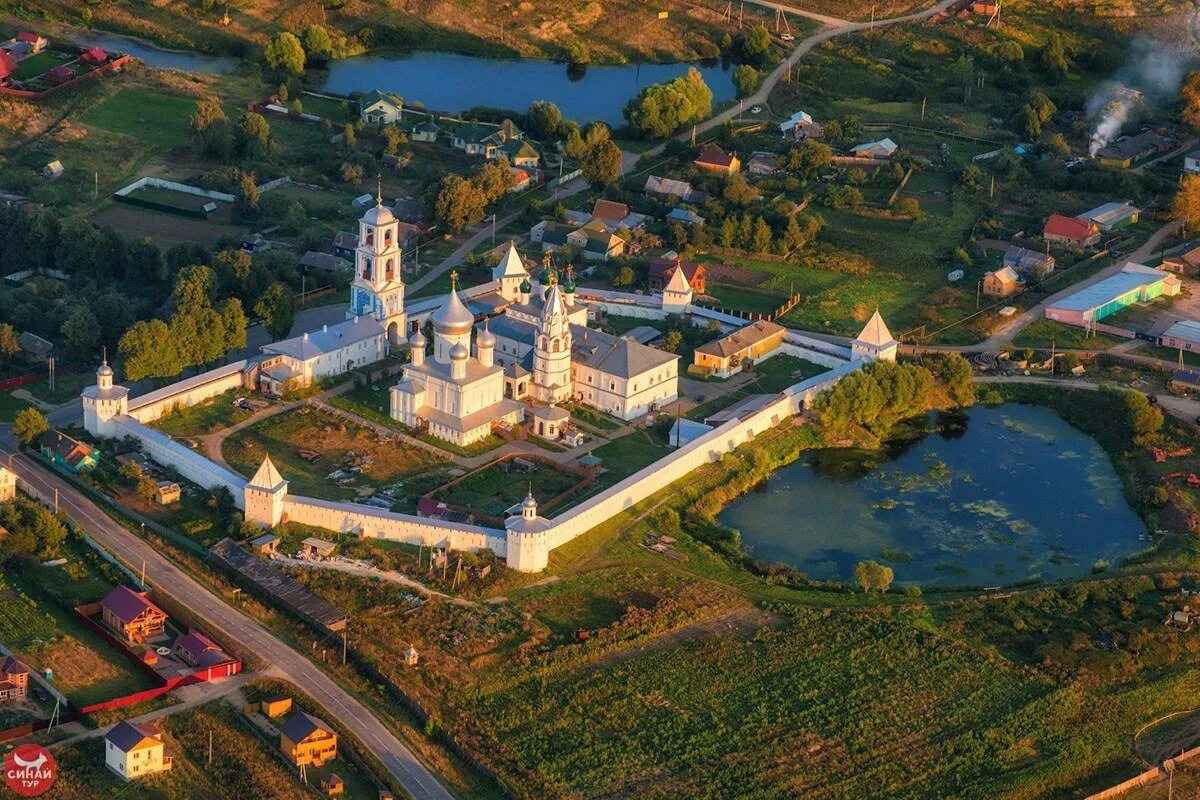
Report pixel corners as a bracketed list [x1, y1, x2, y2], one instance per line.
[152, 388, 256, 438]
[435, 460, 583, 516]
[0, 391, 34, 423]
[81, 89, 205, 150]
[223, 406, 448, 501]
[13, 51, 65, 81]
[1011, 319, 1125, 351]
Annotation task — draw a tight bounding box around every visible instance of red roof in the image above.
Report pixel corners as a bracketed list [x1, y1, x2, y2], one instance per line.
[16, 32, 43, 44]
[649, 257, 703, 283]
[0, 51, 17, 80]
[45, 66, 74, 85]
[1044, 214, 1096, 242]
[100, 586, 167, 625]
[80, 47, 107, 65]
[592, 199, 629, 223]
[695, 146, 737, 169]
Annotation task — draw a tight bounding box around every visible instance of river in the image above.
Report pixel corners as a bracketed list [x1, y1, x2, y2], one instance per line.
[69, 33, 737, 125]
[717, 404, 1147, 587]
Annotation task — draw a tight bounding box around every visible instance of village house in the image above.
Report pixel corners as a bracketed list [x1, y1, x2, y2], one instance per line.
[1162, 244, 1200, 277]
[693, 320, 787, 379]
[172, 630, 234, 674]
[1078, 201, 1141, 232]
[279, 710, 339, 767]
[0, 656, 30, 702]
[105, 721, 172, 781]
[983, 266, 1023, 297]
[0, 465, 16, 502]
[648, 252, 706, 293]
[12, 32, 48, 54]
[331, 231, 358, 260]
[99, 585, 168, 645]
[1160, 320, 1200, 355]
[0, 51, 16, 85]
[1185, 149, 1200, 174]
[590, 199, 646, 232]
[410, 120, 439, 142]
[80, 47, 108, 68]
[154, 481, 181, 505]
[1003, 245, 1056, 279]
[45, 65, 74, 86]
[300, 537, 337, 559]
[531, 218, 626, 262]
[510, 168, 533, 192]
[301, 251, 352, 273]
[666, 208, 704, 226]
[323, 774, 345, 797]
[645, 175, 705, 203]
[1043, 214, 1100, 247]
[851, 138, 898, 160]
[747, 151, 783, 176]
[261, 696, 293, 718]
[500, 138, 541, 169]
[251, 533, 281, 554]
[779, 110, 823, 140]
[42, 161, 63, 181]
[18, 331, 53, 363]
[1095, 131, 1164, 168]
[694, 145, 741, 174]
[38, 430, 98, 472]
[358, 90, 403, 128]
[450, 123, 504, 158]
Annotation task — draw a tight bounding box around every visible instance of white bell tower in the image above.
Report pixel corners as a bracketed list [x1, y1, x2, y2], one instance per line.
[350, 179, 407, 345]
[81, 353, 129, 437]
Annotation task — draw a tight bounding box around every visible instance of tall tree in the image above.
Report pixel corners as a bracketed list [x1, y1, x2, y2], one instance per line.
[1174, 174, 1200, 235]
[126, 237, 166, 286]
[526, 100, 563, 139]
[12, 407, 48, 447]
[301, 25, 332, 62]
[265, 31, 306, 74]
[60, 309, 101, 358]
[235, 112, 271, 158]
[0, 323, 19, 362]
[119, 319, 183, 381]
[434, 175, 486, 234]
[254, 283, 296, 341]
[581, 139, 622, 187]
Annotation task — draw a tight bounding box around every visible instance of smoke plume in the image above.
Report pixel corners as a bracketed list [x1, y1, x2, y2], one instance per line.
[1087, 37, 1188, 157]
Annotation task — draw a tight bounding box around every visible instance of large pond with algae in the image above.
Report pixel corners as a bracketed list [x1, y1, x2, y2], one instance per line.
[717, 404, 1147, 587]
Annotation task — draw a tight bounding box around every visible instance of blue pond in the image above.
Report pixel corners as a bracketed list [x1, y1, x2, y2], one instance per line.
[319, 52, 737, 125]
[717, 404, 1147, 587]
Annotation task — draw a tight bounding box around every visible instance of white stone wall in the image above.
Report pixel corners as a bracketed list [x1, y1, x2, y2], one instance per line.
[126, 362, 247, 424]
[281, 496, 507, 554]
[112, 417, 248, 505]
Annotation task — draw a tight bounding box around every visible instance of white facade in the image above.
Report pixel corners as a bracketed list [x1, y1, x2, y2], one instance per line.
[105, 723, 171, 781]
[81, 360, 129, 438]
[349, 196, 407, 344]
[851, 310, 899, 362]
[0, 466, 15, 502]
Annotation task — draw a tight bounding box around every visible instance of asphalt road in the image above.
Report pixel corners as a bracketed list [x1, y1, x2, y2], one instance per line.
[0, 432, 454, 800]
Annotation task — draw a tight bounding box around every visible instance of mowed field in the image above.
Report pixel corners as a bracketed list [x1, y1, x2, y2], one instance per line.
[81, 88, 209, 150]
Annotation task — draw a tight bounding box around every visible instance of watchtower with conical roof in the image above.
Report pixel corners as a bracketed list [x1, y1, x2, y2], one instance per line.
[244, 455, 288, 527]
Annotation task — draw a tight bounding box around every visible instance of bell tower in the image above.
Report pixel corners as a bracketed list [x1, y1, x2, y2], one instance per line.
[81, 352, 129, 438]
[350, 178, 407, 345]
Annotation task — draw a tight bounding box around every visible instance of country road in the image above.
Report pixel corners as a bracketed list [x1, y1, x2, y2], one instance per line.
[976, 374, 1200, 423]
[0, 434, 454, 800]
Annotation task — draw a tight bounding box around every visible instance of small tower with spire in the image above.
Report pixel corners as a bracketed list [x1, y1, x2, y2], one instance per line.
[493, 241, 529, 302]
[82, 351, 129, 437]
[852, 309, 898, 362]
[661, 262, 693, 314]
[350, 175, 406, 344]
[505, 489, 552, 572]
[244, 455, 288, 527]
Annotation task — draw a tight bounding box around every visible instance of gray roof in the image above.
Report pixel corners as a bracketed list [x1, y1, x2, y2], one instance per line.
[570, 325, 678, 378]
[358, 90, 402, 112]
[1049, 265, 1167, 313]
[278, 710, 334, 743]
[106, 721, 161, 752]
[1162, 319, 1200, 344]
[488, 315, 537, 347]
[263, 315, 384, 361]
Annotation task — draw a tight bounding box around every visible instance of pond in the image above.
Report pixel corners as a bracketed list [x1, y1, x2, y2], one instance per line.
[67, 31, 737, 125]
[717, 404, 1147, 587]
[317, 52, 737, 125]
[69, 33, 239, 76]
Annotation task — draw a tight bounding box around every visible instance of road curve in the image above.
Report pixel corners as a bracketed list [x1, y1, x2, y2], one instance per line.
[0, 442, 454, 800]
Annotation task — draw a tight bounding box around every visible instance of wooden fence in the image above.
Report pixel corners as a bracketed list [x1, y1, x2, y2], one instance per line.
[1085, 742, 1200, 800]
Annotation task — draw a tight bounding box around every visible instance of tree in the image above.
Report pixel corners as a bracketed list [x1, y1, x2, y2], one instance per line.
[0, 323, 20, 362]
[60, 309, 101, 358]
[13, 407, 48, 447]
[254, 282, 297, 341]
[896, 197, 923, 219]
[342, 122, 357, 152]
[1044, 131, 1071, 157]
[1174, 174, 1200, 235]
[781, 213, 822, 252]
[751, 217, 773, 254]
[936, 353, 975, 407]
[126, 237, 165, 285]
[235, 112, 271, 158]
[340, 162, 364, 184]
[1183, 71, 1200, 133]
[723, 172, 757, 206]
[265, 31, 306, 74]
[1040, 33, 1069, 80]
[301, 25, 332, 62]
[581, 139, 622, 187]
[220, 298, 248, 352]
[741, 25, 771, 65]
[381, 123, 407, 156]
[612, 265, 636, 288]
[236, 173, 261, 218]
[1017, 91, 1056, 140]
[623, 67, 713, 138]
[855, 560, 894, 592]
[733, 64, 759, 97]
[785, 139, 832, 181]
[473, 159, 515, 202]
[816, 369, 884, 435]
[846, 167, 868, 186]
[993, 40, 1024, 65]
[190, 97, 229, 156]
[283, 201, 308, 235]
[434, 175, 486, 234]
[662, 330, 683, 353]
[959, 163, 984, 193]
[526, 100, 563, 139]
[720, 216, 737, 247]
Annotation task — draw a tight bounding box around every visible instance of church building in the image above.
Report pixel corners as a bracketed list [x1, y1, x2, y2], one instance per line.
[390, 274, 524, 445]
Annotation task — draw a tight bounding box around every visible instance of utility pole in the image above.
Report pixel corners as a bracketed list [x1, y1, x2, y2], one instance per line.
[48, 357, 54, 393]
[920, 97, 926, 121]
[140, 559, 147, 589]
[208, 730, 213, 764]
[342, 628, 347, 665]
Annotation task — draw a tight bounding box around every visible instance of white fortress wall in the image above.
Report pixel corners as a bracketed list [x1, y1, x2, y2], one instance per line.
[126, 360, 249, 423]
[111, 416, 249, 504]
[281, 495, 507, 554]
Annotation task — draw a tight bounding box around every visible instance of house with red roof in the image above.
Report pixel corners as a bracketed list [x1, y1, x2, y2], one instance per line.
[0, 51, 17, 83]
[694, 145, 741, 174]
[1043, 214, 1100, 247]
[100, 586, 168, 645]
[0, 656, 30, 702]
[649, 253, 706, 293]
[172, 630, 239, 677]
[45, 65, 74, 86]
[15, 33, 47, 53]
[80, 47, 107, 67]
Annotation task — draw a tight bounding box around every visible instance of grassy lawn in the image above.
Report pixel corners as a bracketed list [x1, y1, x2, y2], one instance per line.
[687, 355, 829, 420]
[328, 384, 506, 457]
[1010, 319, 1125, 351]
[151, 388, 256, 438]
[548, 427, 675, 515]
[435, 461, 583, 517]
[81, 89, 207, 150]
[22, 370, 95, 406]
[223, 406, 448, 501]
[703, 284, 785, 316]
[0, 391, 34, 423]
[13, 51, 64, 81]
[1139, 344, 1200, 368]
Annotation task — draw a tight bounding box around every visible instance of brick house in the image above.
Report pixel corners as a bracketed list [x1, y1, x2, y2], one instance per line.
[648, 254, 706, 293]
[0, 656, 30, 702]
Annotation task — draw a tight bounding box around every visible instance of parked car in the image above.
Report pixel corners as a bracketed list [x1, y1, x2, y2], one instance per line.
[750, 106, 763, 115]
[781, 32, 795, 42]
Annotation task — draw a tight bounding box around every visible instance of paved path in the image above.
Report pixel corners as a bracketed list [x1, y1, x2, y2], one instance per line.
[0, 436, 454, 800]
[48, 672, 257, 750]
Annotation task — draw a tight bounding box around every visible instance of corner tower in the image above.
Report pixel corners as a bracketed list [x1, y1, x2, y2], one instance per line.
[244, 456, 288, 528]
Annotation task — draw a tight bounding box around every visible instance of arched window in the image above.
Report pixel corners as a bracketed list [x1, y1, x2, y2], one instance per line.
[385, 229, 393, 245]
[362, 258, 372, 280]
[552, 339, 561, 353]
[365, 229, 374, 247]
[385, 259, 394, 281]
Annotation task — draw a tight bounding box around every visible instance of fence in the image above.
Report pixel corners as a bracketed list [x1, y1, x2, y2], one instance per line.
[113, 176, 235, 219]
[0, 55, 133, 99]
[1085, 742, 1200, 800]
